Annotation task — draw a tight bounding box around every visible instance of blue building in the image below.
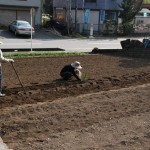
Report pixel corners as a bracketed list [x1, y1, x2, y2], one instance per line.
[53, 0, 122, 34]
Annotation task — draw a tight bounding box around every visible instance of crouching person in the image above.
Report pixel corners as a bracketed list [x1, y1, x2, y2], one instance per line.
[60, 61, 82, 81]
[0, 46, 14, 97]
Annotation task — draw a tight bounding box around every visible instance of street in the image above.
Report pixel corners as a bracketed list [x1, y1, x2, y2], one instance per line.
[0, 29, 144, 52]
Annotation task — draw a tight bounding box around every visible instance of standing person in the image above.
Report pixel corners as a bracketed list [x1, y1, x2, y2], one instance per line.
[0, 42, 14, 96]
[60, 61, 82, 81]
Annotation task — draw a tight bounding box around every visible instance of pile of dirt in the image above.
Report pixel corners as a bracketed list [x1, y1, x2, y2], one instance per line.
[91, 47, 150, 59]
[0, 54, 150, 150]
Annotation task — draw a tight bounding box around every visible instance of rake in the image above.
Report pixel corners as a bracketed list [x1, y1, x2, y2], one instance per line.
[11, 62, 26, 94]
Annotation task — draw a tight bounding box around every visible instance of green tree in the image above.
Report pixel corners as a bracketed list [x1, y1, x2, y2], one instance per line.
[119, 0, 143, 35]
[46, 0, 53, 16]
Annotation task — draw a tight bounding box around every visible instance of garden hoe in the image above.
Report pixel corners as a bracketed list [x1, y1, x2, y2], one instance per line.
[11, 62, 26, 95]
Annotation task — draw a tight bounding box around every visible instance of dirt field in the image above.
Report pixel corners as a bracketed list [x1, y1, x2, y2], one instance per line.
[0, 54, 150, 150]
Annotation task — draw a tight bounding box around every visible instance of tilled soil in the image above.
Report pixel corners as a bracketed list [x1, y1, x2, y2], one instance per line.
[0, 54, 150, 150]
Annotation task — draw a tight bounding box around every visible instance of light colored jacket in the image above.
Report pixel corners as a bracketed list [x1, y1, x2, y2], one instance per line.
[0, 49, 10, 66]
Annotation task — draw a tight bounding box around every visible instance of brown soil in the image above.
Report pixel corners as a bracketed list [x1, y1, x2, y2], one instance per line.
[0, 54, 150, 150]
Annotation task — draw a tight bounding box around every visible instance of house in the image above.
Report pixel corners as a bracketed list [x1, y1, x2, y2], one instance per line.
[0, 0, 42, 27]
[134, 1, 150, 33]
[53, 0, 122, 34]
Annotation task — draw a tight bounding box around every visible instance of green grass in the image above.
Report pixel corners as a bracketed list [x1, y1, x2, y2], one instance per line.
[82, 72, 88, 81]
[3, 51, 84, 58]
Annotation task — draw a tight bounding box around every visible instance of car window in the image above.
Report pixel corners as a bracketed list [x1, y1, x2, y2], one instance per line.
[12, 21, 16, 25]
[18, 22, 31, 27]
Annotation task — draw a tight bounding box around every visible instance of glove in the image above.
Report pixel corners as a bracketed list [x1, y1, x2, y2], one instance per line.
[8, 59, 14, 62]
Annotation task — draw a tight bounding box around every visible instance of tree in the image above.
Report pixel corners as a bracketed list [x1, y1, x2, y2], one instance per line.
[43, 0, 53, 15]
[119, 0, 143, 35]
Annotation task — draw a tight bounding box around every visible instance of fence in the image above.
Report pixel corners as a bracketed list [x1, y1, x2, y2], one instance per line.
[133, 24, 150, 34]
[73, 23, 150, 36]
[74, 23, 117, 35]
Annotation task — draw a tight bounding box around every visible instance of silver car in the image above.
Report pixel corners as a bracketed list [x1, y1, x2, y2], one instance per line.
[8, 20, 35, 36]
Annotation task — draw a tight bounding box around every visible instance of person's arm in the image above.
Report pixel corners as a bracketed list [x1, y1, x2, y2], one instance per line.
[72, 69, 81, 81]
[0, 49, 14, 62]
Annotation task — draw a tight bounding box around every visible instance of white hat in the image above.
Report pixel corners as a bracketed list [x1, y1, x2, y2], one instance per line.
[71, 61, 82, 69]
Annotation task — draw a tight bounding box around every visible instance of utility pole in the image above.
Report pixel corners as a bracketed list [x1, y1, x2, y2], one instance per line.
[75, 0, 78, 33]
[82, 0, 85, 32]
[30, 8, 35, 52]
[67, 0, 72, 35]
[82, 0, 85, 9]
[69, 0, 72, 34]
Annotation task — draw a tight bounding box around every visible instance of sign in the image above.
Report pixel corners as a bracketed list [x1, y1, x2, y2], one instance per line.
[100, 9, 105, 24]
[84, 9, 90, 24]
[144, 12, 147, 17]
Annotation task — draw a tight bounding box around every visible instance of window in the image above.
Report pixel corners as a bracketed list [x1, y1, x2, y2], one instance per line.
[105, 11, 117, 21]
[85, 0, 96, 3]
[104, 11, 117, 25]
[137, 13, 144, 16]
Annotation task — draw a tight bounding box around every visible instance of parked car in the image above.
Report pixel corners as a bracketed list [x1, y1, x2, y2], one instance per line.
[8, 20, 35, 36]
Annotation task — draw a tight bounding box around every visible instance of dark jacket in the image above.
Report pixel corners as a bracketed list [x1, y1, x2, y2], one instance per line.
[60, 64, 81, 80]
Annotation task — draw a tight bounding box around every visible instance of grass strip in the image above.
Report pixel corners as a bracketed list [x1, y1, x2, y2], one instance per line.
[3, 51, 84, 58]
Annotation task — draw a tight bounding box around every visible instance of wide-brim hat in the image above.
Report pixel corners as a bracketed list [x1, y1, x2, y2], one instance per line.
[71, 61, 82, 69]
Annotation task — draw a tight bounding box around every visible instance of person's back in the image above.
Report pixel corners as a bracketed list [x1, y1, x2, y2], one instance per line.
[60, 64, 74, 75]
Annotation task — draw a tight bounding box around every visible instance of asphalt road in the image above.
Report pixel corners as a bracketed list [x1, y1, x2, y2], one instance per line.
[0, 29, 144, 52]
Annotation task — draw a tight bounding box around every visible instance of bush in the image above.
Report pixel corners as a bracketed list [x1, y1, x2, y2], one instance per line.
[42, 14, 51, 27]
[117, 23, 134, 36]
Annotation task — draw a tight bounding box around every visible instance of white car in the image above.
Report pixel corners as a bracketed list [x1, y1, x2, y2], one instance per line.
[8, 20, 35, 36]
